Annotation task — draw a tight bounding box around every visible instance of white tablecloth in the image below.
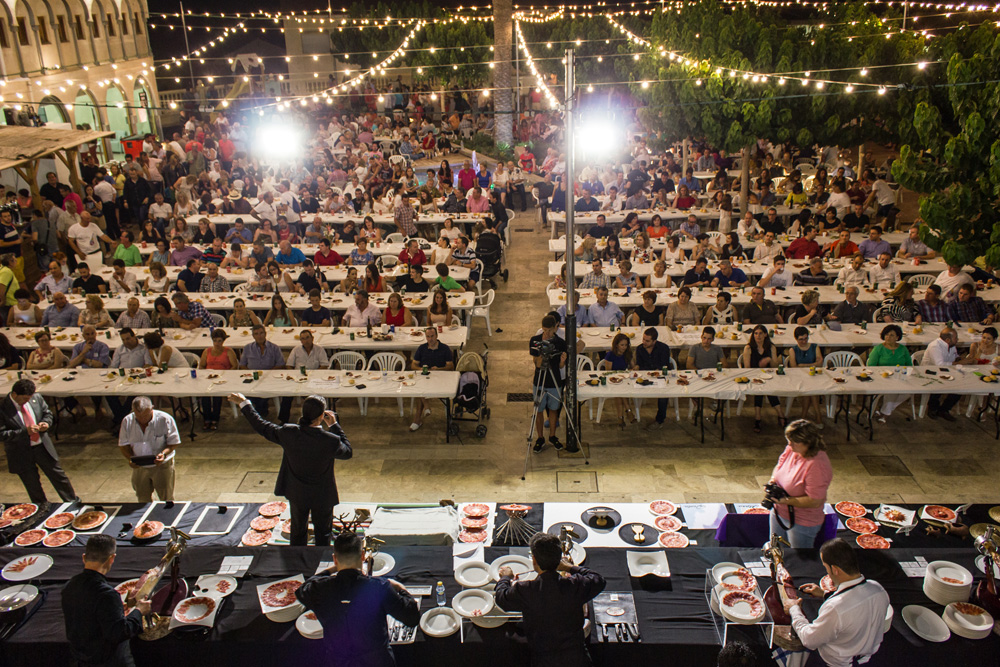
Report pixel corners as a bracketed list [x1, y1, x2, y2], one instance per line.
[548, 232, 911, 254]
[93, 263, 470, 286]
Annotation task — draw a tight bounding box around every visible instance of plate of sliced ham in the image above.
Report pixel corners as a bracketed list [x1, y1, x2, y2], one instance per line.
[43, 513, 75, 530]
[648, 500, 677, 516]
[834, 501, 866, 518]
[258, 501, 287, 518]
[133, 521, 164, 540]
[856, 534, 890, 549]
[846, 517, 880, 534]
[13, 529, 46, 547]
[42, 529, 75, 547]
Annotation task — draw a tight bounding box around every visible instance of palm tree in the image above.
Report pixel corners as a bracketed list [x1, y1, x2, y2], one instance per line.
[492, 0, 514, 145]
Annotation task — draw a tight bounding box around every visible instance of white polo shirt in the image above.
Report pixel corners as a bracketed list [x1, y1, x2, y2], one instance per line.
[118, 409, 181, 468]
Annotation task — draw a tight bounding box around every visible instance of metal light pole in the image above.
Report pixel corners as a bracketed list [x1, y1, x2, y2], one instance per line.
[178, 2, 196, 93]
[563, 48, 579, 452]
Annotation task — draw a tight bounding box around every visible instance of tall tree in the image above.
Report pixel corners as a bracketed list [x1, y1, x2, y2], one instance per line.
[892, 26, 1000, 266]
[493, 0, 514, 145]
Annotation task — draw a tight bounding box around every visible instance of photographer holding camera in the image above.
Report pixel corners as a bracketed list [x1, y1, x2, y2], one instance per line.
[530, 315, 571, 454]
[763, 419, 832, 548]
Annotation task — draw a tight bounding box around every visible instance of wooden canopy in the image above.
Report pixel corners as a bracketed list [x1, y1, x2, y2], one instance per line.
[0, 126, 113, 172]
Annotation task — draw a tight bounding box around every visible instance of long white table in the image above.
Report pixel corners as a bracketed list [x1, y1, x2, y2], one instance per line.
[577, 366, 1000, 441]
[134, 241, 408, 258]
[549, 206, 800, 226]
[548, 232, 911, 255]
[6, 368, 462, 440]
[549, 257, 952, 280]
[569, 323, 994, 353]
[43, 291, 477, 314]
[3, 325, 468, 353]
[548, 284, 1000, 309]
[93, 262, 470, 286]
[185, 212, 486, 228]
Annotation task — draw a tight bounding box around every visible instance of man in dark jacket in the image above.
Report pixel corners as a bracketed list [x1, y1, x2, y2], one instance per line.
[298, 531, 420, 667]
[0, 378, 77, 504]
[229, 392, 352, 546]
[495, 533, 606, 667]
[62, 535, 150, 667]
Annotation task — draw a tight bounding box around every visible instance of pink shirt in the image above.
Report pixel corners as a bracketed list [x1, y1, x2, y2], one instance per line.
[771, 445, 832, 527]
[467, 195, 490, 213]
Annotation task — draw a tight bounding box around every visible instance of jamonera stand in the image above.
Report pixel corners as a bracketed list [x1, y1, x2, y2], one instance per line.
[494, 504, 537, 546]
[126, 527, 191, 640]
[974, 525, 1000, 617]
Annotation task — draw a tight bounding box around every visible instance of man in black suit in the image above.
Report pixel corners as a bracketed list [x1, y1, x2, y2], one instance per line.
[229, 392, 352, 546]
[495, 533, 606, 667]
[63, 535, 150, 667]
[297, 531, 419, 667]
[0, 378, 76, 504]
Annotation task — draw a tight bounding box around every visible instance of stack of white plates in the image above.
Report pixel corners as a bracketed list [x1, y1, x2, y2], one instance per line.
[942, 602, 994, 640]
[922, 561, 973, 606]
[718, 589, 766, 625]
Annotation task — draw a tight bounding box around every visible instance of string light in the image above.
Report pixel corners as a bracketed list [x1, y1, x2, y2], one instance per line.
[515, 16, 563, 110]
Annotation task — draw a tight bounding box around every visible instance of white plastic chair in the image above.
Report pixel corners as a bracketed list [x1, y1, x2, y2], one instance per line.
[329, 351, 367, 414]
[473, 259, 485, 295]
[385, 232, 405, 244]
[706, 231, 725, 246]
[389, 155, 407, 170]
[234, 282, 251, 293]
[367, 352, 408, 416]
[471, 289, 494, 336]
[577, 356, 595, 420]
[209, 313, 226, 327]
[823, 350, 863, 418]
[871, 306, 891, 323]
[907, 274, 937, 288]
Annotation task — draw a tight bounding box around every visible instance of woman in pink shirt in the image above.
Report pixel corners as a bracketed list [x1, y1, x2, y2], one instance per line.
[767, 419, 833, 548]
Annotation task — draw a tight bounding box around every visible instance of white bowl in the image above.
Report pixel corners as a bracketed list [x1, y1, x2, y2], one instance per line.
[902, 605, 951, 642]
[370, 553, 395, 577]
[419, 607, 460, 638]
[452, 588, 495, 619]
[626, 550, 670, 578]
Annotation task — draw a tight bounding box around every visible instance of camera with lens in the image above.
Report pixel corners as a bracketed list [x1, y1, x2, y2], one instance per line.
[761, 481, 790, 511]
[532, 337, 559, 365]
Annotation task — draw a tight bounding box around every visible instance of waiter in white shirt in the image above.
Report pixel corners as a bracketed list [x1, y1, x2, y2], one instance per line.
[117, 396, 181, 502]
[923, 326, 963, 421]
[785, 538, 890, 667]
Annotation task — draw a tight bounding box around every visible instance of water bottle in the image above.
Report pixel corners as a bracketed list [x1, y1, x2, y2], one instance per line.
[435, 581, 446, 607]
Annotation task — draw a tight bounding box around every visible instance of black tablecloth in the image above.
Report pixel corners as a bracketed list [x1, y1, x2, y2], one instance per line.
[2, 541, 998, 667]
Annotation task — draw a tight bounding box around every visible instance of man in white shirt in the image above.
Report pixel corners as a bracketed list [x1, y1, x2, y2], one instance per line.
[825, 183, 852, 220]
[601, 186, 625, 212]
[117, 396, 181, 502]
[758, 255, 793, 288]
[277, 180, 301, 226]
[934, 264, 975, 302]
[864, 176, 898, 226]
[147, 193, 172, 229]
[786, 538, 890, 667]
[867, 252, 900, 285]
[108, 259, 137, 294]
[279, 329, 329, 423]
[252, 191, 278, 225]
[341, 290, 382, 328]
[753, 231, 782, 261]
[68, 212, 114, 267]
[836, 253, 869, 286]
[923, 326, 963, 421]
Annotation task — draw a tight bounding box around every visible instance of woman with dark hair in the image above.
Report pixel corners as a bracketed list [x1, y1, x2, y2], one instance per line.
[264, 294, 297, 327]
[363, 262, 385, 294]
[151, 296, 175, 329]
[720, 232, 744, 260]
[742, 324, 785, 433]
[600, 332, 635, 429]
[665, 287, 700, 328]
[199, 329, 238, 430]
[868, 324, 911, 422]
[619, 212, 642, 239]
[427, 288, 453, 327]
[766, 419, 832, 548]
[600, 236, 626, 263]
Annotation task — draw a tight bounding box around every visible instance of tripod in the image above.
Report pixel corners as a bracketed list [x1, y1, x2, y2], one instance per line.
[522, 363, 589, 480]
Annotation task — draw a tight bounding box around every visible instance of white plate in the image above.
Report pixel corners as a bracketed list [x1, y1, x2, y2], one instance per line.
[710, 562, 744, 587]
[419, 607, 460, 638]
[265, 602, 305, 623]
[470, 605, 520, 629]
[975, 555, 1000, 578]
[452, 588, 495, 619]
[927, 561, 973, 587]
[489, 555, 533, 582]
[1, 554, 54, 582]
[256, 575, 306, 616]
[371, 553, 395, 577]
[569, 543, 586, 566]
[295, 610, 324, 639]
[719, 589, 765, 625]
[626, 550, 670, 577]
[455, 560, 491, 588]
[194, 575, 237, 598]
[0, 584, 38, 612]
[710, 583, 727, 616]
[884, 604, 894, 634]
[902, 604, 951, 642]
[874, 504, 917, 527]
[944, 602, 994, 634]
[171, 595, 218, 626]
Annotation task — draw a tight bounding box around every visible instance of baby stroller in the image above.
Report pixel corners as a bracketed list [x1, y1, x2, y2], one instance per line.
[451, 348, 490, 438]
[475, 229, 508, 290]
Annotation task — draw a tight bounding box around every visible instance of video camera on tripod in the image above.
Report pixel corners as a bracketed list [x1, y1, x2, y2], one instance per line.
[531, 337, 560, 365]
